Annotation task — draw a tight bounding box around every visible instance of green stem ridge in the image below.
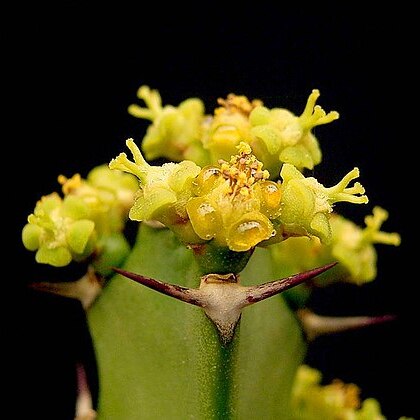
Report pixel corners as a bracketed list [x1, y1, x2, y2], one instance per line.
[214, 338, 237, 420]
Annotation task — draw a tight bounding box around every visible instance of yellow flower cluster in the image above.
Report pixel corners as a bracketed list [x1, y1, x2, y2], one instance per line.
[128, 85, 339, 177]
[128, 86, 209, 165]
[22, 165, 137, 272]
[270, 206, 401, 285]
[291, 365, 386, 420]
[110, 139, 368, 253]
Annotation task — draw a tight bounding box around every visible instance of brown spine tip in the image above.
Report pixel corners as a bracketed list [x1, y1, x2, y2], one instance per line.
[112, 267, 204, 306]
[29, 268, 103, 309]
[297, 308, 397, 341]
[245, 262, 337, 305]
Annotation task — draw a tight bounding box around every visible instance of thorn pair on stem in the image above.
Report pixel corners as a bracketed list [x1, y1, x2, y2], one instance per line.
[114, 263, 336, 344]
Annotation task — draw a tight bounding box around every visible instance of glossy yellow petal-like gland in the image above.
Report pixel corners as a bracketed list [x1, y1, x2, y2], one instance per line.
[278, 163, 368, 243]
[128, 85, 209, 165]
[291, 365, 386, 420]
[192, 166, 223, 196]
[186, 190, 275, 251]
[185, 197, 222, 241]
[249, 89, 339, 175]
[22, 193, 96, 267]
[253, 180, 283, 219]
[226, 211, 274, 252]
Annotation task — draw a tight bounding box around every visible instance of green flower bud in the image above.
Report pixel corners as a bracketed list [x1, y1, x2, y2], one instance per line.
[86, 164, 138, 211]
[66, 219, 95, 254]
[92, 232, 131, 277]
[22, 223, 43, 251]
[35, 246, 72, 267]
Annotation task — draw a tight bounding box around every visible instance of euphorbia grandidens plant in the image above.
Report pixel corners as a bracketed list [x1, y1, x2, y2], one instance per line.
[22, 86, 405, 419]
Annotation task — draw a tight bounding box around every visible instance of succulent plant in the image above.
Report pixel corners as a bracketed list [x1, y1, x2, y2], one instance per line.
[22, 86, 410, 419]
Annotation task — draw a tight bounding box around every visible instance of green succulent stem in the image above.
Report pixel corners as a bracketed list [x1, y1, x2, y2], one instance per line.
[190, 241, 255, 275]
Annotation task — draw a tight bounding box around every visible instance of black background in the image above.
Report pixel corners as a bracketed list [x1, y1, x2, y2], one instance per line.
[8, 4, 417, 419]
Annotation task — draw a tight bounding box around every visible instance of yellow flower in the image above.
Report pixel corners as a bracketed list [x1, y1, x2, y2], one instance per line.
[328, 206, 401, 283]
[291, 365, 386, 420]
[58, 164, 137, 234]
[22, 193, 96, 267]
[269, 206, 400, 285]
[202, 93, 262, 163]
[128, 85, 209, 165]
[187, 142, 280, 251]
[127, 87, 338, 178]
[249, 89, 339, 176]
[109, 138, 202, 243]
[278, 163, 368, 243]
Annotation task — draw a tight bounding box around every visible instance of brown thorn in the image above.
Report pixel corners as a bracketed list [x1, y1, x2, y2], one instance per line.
[245, 262, 337, 305]
[112, 267, 204, 307]
[28, 268, 104, 310]
[297, 308, 397, 341]
[75, 362, 97, 419]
